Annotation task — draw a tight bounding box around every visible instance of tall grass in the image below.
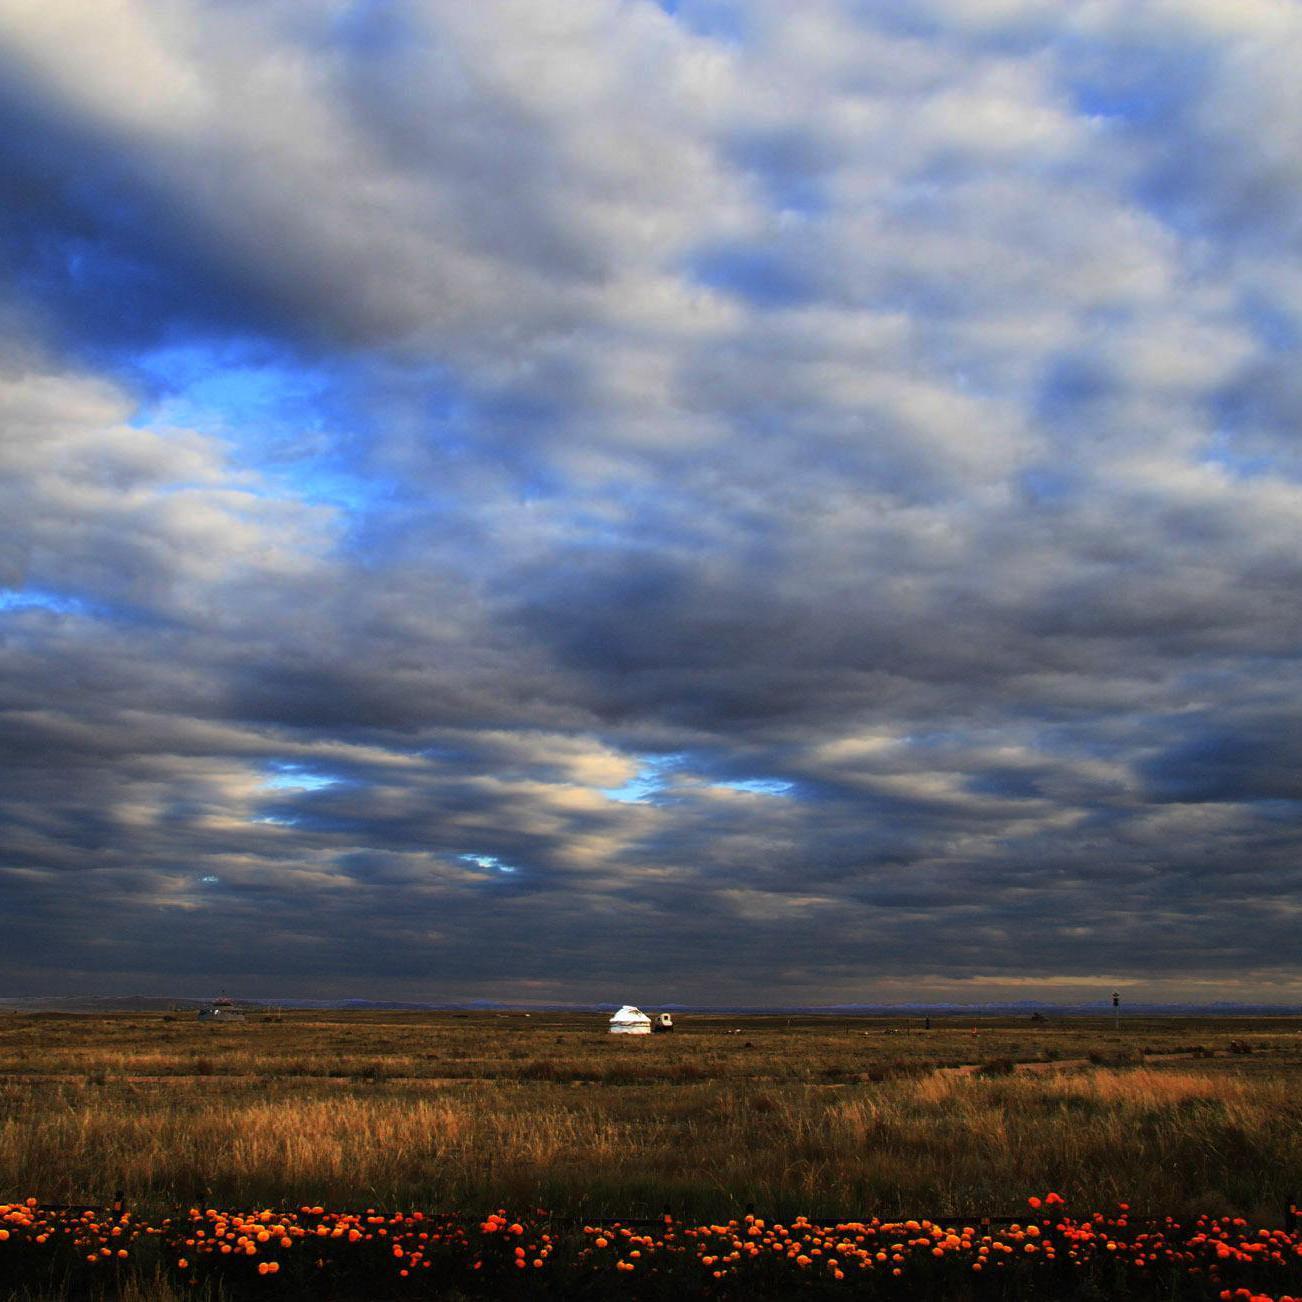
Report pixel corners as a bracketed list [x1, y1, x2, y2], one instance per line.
[3, 1066, 1297, 1223]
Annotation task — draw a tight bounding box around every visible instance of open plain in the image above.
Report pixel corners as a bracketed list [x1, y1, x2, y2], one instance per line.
[3, 1010, 1300, 1223]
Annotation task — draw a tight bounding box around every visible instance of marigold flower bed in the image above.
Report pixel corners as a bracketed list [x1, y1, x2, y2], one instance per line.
[2, 1194, 1301, 1299]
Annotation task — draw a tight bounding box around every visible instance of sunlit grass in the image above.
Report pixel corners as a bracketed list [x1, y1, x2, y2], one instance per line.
[2, 1047, 1298, 1220]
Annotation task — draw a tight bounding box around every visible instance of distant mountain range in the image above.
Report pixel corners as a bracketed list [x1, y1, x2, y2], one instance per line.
[2, 995, 1300, 1016]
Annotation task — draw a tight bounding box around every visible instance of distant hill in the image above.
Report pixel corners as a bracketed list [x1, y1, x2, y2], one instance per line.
[2, 995, 1301, 1016]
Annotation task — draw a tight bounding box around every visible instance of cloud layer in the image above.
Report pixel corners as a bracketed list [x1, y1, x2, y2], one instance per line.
[1, 0, 1300, 1002]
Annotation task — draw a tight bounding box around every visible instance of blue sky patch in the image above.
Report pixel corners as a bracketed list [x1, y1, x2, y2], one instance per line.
[0, 588, 91, 616]
[261, 764, 340, 793]
[714, 777, 794, 797]
[460, 853, 518, 875]
[687, 247, 814, 309]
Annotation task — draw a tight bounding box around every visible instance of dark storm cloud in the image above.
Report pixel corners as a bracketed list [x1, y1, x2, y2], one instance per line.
[1, 0, 1300, 1003]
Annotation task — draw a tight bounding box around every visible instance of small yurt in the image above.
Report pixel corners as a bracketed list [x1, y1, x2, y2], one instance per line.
[608, 1005, 652, 1035]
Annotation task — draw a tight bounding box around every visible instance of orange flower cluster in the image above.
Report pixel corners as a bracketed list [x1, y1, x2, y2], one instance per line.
[170, 1204, 557, 1281]
[3, 1194, 1301, 1298]
[0, 1195, 161, 1264]
[573, 1195, 1301, 1298]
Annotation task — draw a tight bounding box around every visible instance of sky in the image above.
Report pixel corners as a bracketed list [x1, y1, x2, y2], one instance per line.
[1, 0, 1301, 1005]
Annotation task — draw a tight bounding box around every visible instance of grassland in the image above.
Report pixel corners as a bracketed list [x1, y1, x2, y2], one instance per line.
[2, 1010, 1299, 1226]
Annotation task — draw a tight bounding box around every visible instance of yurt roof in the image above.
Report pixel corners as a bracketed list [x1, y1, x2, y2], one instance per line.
[609, 1004, 651, 1023]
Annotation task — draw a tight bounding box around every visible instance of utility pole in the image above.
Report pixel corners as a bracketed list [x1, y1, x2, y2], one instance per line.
[1112, 989, 1120, 1031]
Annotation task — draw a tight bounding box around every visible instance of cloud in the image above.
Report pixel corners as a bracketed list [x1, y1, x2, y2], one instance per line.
[0, 0, 1299, 1001]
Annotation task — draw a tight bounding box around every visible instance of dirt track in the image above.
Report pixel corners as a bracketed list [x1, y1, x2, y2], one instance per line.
[939, 1051, 1203, 1077]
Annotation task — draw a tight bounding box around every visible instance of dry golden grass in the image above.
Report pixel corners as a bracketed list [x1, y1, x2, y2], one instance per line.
[1, 1011, 1299, 1224]
[3, 1008, 1297, 1082]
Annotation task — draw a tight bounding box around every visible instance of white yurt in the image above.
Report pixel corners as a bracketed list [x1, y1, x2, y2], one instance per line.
[608, 1005, 652, 1035]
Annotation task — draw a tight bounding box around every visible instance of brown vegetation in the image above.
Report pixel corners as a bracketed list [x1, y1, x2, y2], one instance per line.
[0, 1011, 1298, 1224]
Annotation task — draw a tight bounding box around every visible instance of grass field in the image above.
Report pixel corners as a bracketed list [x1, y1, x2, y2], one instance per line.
[2, 1011, 1301, 1298]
